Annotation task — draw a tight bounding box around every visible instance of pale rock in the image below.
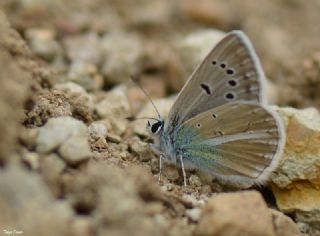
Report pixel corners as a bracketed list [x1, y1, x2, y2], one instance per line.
[189, 174, 202, 188]
[54, 81, 88, 95]
[64, 33, 102, 66]
[69, 216, 93, 236]
[40, 153, 66, 196]
[37, 116, 87, 153]
[129, 1, 173, 28]
[175, 29, 225, 76]
[88, 122, 108, 139]
[271, 107, 320, 228]
[106, 133, 121, 144]
[66, 163, 163, 236]
[129, 137, 154, 162]
[163, 163, 180, 182]
[270, 106, 320, 233]
[36, 117, 91, 165]
[101, 32, 143, 85]
[67, 61, 103, 91]
[54, 82, 94, 110]
[186, 208, 202, 222]
[132, 97, 174, 137]
[195, 191, 275, 236]
[95, 86, 131, 135]
[59, 134, 91, 166]
[25, 28, 63, 62]
[0, 167, 73, 236]
[21, 150, 40, 170]
[269, 209, 301, 236]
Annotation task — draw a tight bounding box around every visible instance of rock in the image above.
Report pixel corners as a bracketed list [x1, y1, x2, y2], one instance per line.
[100, 32, 143, 85]
[59, 134, 92, 166]
[64, 162, 165, 236]
[54, 82, 93, 113]
[195, 191, 275, 236]
[270, 209, 301, 236]
[174, 29, 225, 77]
[69, 216, 94, 236]
[128, 1, 173, 28]
[271, 107, 320, 229]
[177, 0, 232, 29]
[63, 33, 103, 66]
[129, 137, 154, 162]
[36, 116, 86, 152]
[186, 208, 202, 222]
[21, 150, 40, 170]
[39, 153, 66, 197]
[54, 82, 90, 98]
[67, 61, 103, 91]
[88, 122, 108, 140]
[132, 97, 174, 137]
[163, 163, 180, 183]
[36, 116, 91, 165]
[189, 174, 202, 188]
[25, 90, 72, 127]
[25, 89, 93, 126]
[106, 133, 121, 144]
[0, 167, 73, 236]
[95, 86, 131, 135]
[25, 28, 63, 62]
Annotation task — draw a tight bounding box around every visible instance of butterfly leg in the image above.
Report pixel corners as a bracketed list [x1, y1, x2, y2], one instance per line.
[158, 154, 163, 184]
[179, 155, 187, 187]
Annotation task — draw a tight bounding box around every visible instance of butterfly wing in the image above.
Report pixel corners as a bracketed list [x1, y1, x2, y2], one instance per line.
[175, 102, 284, 188]
[166, 31, 266, 132]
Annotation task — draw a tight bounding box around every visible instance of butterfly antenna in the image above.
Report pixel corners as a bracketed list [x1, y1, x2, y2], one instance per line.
[126, 116, 160, 122]
[130, 75, 161, 120]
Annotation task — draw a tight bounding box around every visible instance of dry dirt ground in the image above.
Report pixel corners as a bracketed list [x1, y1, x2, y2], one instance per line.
[1, 1, 320, 236]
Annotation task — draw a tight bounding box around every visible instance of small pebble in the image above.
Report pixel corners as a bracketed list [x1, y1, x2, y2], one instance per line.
[88, 122, 108, 139]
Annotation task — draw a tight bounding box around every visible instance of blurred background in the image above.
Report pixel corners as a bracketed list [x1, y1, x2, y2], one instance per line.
[2, 0, 320, 109]
[1, 1, 320, 236]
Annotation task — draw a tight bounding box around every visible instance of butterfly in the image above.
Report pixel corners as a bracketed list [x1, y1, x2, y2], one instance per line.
[146, 30, 285, 188]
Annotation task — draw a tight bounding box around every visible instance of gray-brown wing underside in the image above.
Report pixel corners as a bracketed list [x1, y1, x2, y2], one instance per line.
[165, 31, 266, 131]
[179, 102, 284, 188]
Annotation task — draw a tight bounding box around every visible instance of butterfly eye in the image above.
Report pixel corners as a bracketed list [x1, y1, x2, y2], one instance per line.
[151, 121, 163, 134]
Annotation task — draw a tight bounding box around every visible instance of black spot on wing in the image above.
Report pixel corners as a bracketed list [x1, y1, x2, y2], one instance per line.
[225, 92, 236, 100]
[228, 79, 237, 87]
[226, 68, 234, 75]
[200, 83, 212, 95]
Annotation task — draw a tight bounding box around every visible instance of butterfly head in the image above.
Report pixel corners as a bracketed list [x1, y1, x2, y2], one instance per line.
[147, 119, 164, 136]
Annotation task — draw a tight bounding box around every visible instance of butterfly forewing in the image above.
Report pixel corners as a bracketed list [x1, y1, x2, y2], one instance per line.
[177, 102, 284, 187]
[166, 31, 266, 131]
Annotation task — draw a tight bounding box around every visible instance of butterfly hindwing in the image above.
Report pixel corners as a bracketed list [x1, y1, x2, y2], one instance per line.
[175, 102, 284, 187]
[166, 31, 266, 131]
